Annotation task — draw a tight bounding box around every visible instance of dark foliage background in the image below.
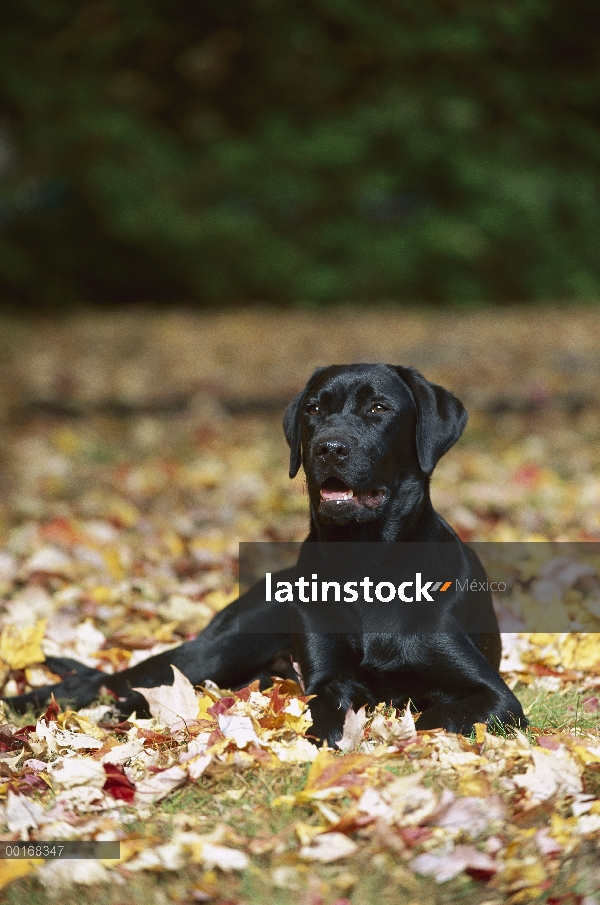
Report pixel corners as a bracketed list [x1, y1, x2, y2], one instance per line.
[1, 0, 600, 306]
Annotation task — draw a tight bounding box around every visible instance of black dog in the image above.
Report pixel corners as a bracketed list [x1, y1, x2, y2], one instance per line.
[5, 365, 526, 744]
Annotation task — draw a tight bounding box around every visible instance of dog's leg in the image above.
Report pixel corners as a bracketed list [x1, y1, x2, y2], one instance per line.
[304, 675, 374, 747]
[294, 633, 372, 747]
[4, 577, 293, 717]
[408, 634, 527, 735]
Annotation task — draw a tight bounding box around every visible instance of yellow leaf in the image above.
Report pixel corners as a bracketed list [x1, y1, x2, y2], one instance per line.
[0, 859, 36, 890]
[203, 588, 239, 612]
[153, 621, 179, 642]
[509, 885, 547, 904]
[108, 500, 138, 527]
[56, 711, 107, 741]
[558, 634, 600, 670]
[91, 647, 132, 669]
[474, 722, 486, 745]
[282, 713, 313, 735]
[303, 749, 371, 795]
[103, 548, 126, 580]
[295, 822, 326, 846]
[457, 771, 491, 797]
[89, 586, 115, 604]
[164, 532, 185, 558]
[111, 839, 150, 864]
[550, 812, 578, 846]
[0, 619, 47, 669]
[503, 856, 546, 890]
[528, 633, 559, 646]
[571, 745, 600, 765]
[197, 695, 216, 721]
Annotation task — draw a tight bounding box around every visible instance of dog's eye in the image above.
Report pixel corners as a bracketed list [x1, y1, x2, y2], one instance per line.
[305, 404, 320, 415]
[370, 403, 388, 413]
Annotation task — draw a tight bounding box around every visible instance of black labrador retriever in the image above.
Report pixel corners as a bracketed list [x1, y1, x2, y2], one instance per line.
[5, 364, 526, 744]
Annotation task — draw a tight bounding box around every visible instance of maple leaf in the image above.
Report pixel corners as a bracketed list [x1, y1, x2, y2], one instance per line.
[132, 665, 199, 728]
[512, 747, 583, 801]
[134, 765, 187, 804]
[5, 790, 44, 839]
[50, 757, 106, 789]
[337, 705, 367, 752]
[103, 763, 136, 802]
[218, 713, 261, 748]
[370, 702, 416, 746]
[0, 619, 47, 670]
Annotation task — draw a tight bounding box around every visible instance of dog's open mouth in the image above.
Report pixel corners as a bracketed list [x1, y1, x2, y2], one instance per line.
[319, 477, 387, 509]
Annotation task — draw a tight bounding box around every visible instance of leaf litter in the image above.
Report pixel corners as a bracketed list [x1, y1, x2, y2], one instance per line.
[0, 307, 599, 902]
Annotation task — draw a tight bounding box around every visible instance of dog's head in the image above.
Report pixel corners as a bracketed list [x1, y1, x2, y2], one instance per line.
[283, 364, 467, 525]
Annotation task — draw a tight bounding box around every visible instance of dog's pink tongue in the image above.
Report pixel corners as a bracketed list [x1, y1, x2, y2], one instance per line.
[321, 487, 350, 501]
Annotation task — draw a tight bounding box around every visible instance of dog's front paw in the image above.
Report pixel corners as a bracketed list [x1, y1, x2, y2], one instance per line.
[416, 696, 528, 736]
[305, 698, 346, 748]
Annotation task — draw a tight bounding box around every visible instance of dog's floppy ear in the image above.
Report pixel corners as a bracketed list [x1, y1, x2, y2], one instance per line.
[393, 366, 468, 475]
[283, 367, 327, 479]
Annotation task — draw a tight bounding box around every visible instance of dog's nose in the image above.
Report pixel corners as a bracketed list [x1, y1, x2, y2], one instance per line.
[316, 439, 350, 461]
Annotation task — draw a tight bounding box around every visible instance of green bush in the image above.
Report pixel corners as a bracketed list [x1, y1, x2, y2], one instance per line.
[1, 0, 600, 305]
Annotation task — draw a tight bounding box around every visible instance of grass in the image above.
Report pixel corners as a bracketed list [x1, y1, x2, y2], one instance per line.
[2, 684, 600, 904]
[518, 683, 600, 735]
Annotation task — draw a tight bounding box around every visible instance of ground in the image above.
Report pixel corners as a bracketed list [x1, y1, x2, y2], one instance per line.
[0, 305, 599, 905]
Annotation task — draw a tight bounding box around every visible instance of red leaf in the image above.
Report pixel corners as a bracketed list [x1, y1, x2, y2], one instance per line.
[103, 763, 136, 802]
[41, 694, 61, 724]
[399, 827, 433, 847]
[17, 773, 49, 794]
[0, 727, 26, 752]
[137, 728, 177, 747]
[98, 720, 133, 734]
[537, 735, 561, 750]
[11, 726, 36, 743]
[207, 697, 236, 718]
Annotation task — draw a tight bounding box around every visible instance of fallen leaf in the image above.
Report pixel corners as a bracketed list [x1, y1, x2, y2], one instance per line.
[100, 738, 146, 765]
[337, 706, 367, 753]
[512, 747, 583, 801]
[133, 665, 199, 728]
[218, 713, 261, 748]
[300, 832, 359, 862]
[436, 795, 506, 836]
[0, 860, 36, 890]
[35, 720, 103, 754]
[411, 844, 498, 882]
[51, 757, 106, 789]
[37, 859, 115, 889]
[103, 764, 136, 802]
[200, 842, 249, 871]
[6, 790, 45, 838]
[25, 547, 73, 577]
[134, 765, 187, 804]
[0, 619, 47, 669]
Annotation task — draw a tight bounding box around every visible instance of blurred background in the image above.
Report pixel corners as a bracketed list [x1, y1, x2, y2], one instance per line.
[2, 0, 600, 308]
[1, 1, 600, 561]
